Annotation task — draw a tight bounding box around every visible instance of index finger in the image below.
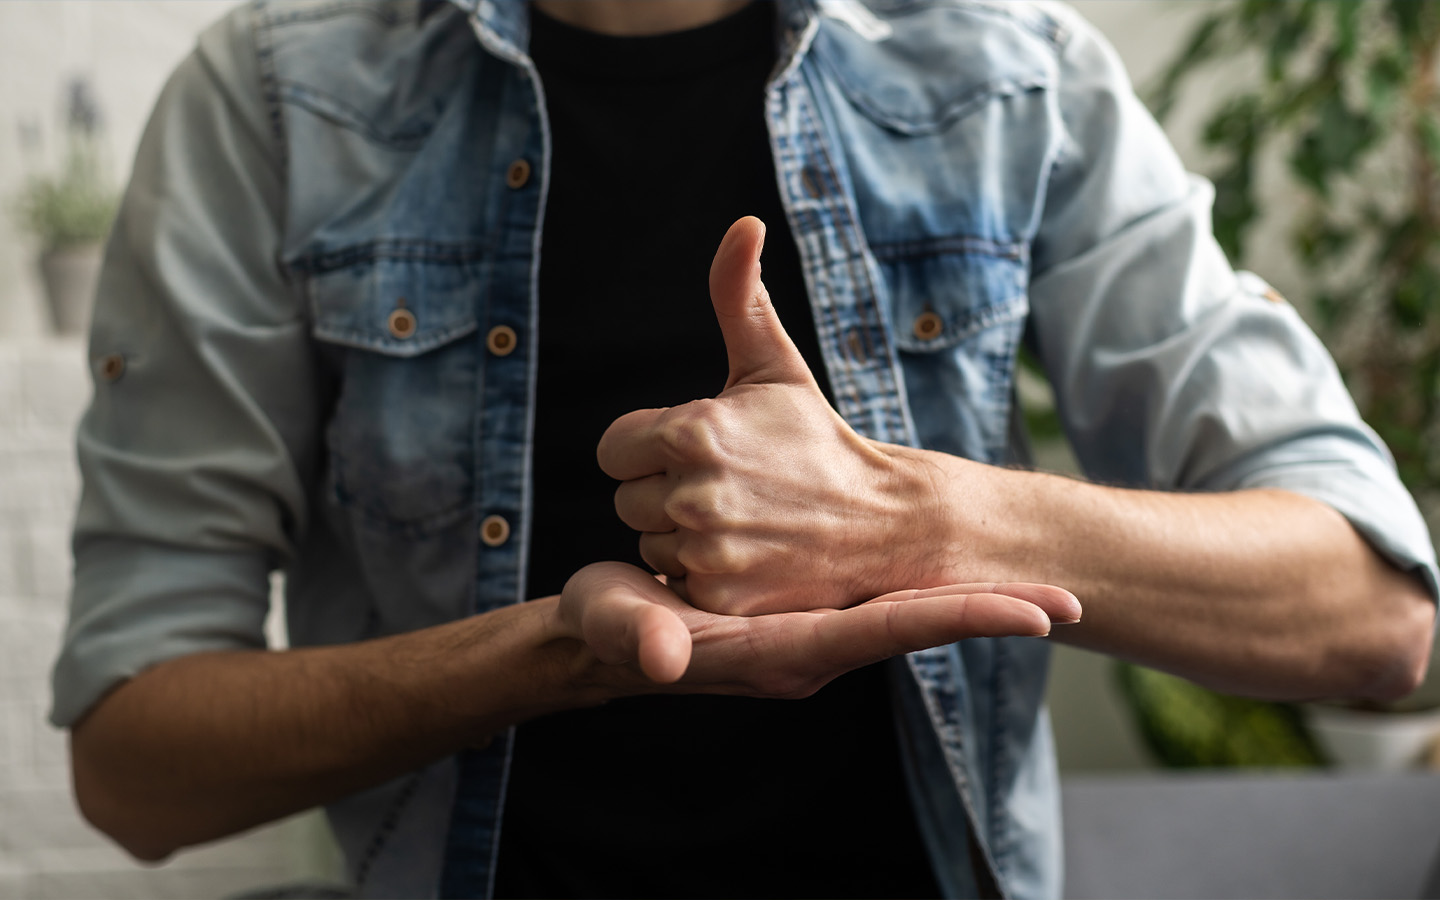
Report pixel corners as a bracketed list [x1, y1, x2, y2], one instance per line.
[597, 407, 668, 481]
[860, 582, 1082, 625]
[812, 585, 1079, 670]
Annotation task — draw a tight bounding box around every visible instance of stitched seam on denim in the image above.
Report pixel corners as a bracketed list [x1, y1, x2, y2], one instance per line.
[989, 640, 1018, 882]
[776, 78, 857, 425]
[984, 336, 1018, 463]
[903, 650, 1011, 893]
[354, 770, 422, 890]
[277, 81, 436, 149]
[290, 240, 493, 275]
[256, 1, 401, 31]
[485, 729, 517, 899]
[312, 320, 479, 357]
[816, 50, 1048, 137]
[871, 237, 1027, 263]
[862, 0, 1066, 50]
[252, 4, 289, 185]
[804, 75, 909, 443]
[895, 293, 1026, 352]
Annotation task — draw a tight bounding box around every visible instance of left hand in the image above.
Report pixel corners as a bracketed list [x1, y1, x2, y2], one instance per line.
[554, 562, 1079, 690]
[597, 216, 942, 616]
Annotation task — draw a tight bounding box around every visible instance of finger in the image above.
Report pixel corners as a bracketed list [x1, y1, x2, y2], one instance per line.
[708, 216, 815, 390]
[992, 583, 1082, 623]
[639, 531, 686, 578]
[634, 601, 693, 684]
[597, 407, 669, 482]
[863, 582, 1081, 624]
[564, 562, 693, 684]
[812, 589, 1063, 670]
[614, 474, 677, 533]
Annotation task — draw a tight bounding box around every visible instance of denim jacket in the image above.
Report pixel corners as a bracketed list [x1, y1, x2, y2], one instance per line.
[53, 1, 1439, 898]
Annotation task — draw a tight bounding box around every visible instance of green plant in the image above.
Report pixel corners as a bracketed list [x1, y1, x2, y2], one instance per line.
[1151, 0, 1440, 499]
[14, 139, 117, 249]
[1116, 664, 1325, 768]
[12, 79, 119, 249]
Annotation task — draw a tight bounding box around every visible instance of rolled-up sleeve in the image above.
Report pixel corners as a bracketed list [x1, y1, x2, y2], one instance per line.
[1026, 8, 1439, 600]
[51, 7, 320, 727]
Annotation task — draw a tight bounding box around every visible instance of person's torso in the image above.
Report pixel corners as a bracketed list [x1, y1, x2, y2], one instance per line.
[254, 1, 1067, 896]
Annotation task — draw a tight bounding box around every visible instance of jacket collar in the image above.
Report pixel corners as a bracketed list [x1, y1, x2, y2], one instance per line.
[448, 0, 819, 69]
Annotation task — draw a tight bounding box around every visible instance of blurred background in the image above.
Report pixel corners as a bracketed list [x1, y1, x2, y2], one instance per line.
[0, 2, 1437, 898]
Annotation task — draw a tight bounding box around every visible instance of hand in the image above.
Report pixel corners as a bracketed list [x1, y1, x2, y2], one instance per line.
[598, 215, 940, 615]
[554, 561, 1081, 696]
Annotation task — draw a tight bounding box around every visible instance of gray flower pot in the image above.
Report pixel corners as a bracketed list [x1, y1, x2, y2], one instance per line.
[38, 243, 102, 335]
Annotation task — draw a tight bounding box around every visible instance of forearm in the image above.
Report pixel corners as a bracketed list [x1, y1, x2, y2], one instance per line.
[69, 560, 1079, 862]
[907, 452, 1435, 701]
[70, 597, 606, 861]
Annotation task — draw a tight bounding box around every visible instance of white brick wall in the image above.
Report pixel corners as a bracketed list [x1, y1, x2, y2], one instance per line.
[0, 337, 342, 900]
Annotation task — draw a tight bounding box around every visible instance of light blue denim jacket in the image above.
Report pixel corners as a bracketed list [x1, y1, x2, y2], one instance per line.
[53, 1, 1439, 898]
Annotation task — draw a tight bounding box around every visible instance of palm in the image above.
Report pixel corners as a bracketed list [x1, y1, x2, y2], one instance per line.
[558, 561, 1079, 694]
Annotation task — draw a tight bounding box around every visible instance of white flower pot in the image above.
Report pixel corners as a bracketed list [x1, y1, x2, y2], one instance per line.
[38, 243, 102, 335]
[1305, 703, 1440, 771]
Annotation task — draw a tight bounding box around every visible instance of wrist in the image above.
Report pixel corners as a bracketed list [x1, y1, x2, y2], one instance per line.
[871, 443, 1025, 590]
[428, 598, 622, 746]
[861, 441, 961, 594]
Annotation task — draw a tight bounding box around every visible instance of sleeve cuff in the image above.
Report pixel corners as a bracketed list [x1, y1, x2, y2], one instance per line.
[50, 538, 272, 728]
[1198, 432, 1440, 606]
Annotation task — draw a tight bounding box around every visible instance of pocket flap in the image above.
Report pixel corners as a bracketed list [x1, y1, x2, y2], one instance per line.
[307, 255, 480, 357]
[880, 242, 1029, 353]
[813, 5, 1054, 136]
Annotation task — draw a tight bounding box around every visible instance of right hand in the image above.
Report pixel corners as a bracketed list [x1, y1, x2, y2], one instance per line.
[599, 217, 943, 618]
[554, 561, 1080, 698]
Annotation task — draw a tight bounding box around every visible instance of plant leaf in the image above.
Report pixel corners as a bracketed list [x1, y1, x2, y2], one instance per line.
[1148, 12, 1226, 122]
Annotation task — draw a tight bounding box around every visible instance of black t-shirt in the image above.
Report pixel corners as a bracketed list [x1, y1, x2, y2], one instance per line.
[473, 5, 943, 898]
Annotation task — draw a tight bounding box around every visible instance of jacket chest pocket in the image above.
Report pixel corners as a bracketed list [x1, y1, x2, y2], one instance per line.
[878, 246, 1029, 461]
[307, 257, 481, 536]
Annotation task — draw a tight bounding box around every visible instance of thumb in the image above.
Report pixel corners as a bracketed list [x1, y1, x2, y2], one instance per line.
[709, 216, 815, 389]
[565, 563, 694, 684]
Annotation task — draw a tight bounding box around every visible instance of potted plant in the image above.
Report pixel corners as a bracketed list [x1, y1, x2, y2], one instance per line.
[1115, 0, 1440, 771]
[12, 79, 119, 335]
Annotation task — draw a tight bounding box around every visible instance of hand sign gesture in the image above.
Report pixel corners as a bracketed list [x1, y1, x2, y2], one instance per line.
[600, 216, 957, 616]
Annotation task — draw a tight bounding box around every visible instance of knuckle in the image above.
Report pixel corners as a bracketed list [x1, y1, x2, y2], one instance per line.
[665, 483, 727, 530]
[676, 536, 747, 576]
[659, 402, 723, 461]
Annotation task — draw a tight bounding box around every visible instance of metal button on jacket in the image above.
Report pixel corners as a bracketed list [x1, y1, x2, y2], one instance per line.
[912, 311, 943, 341]
[486, 325, 517, 356]
[505, 159, 531, 189]
[97, 354, 126, 382]
[388, 303, 417, 339]
[479, 515, 510, 547]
